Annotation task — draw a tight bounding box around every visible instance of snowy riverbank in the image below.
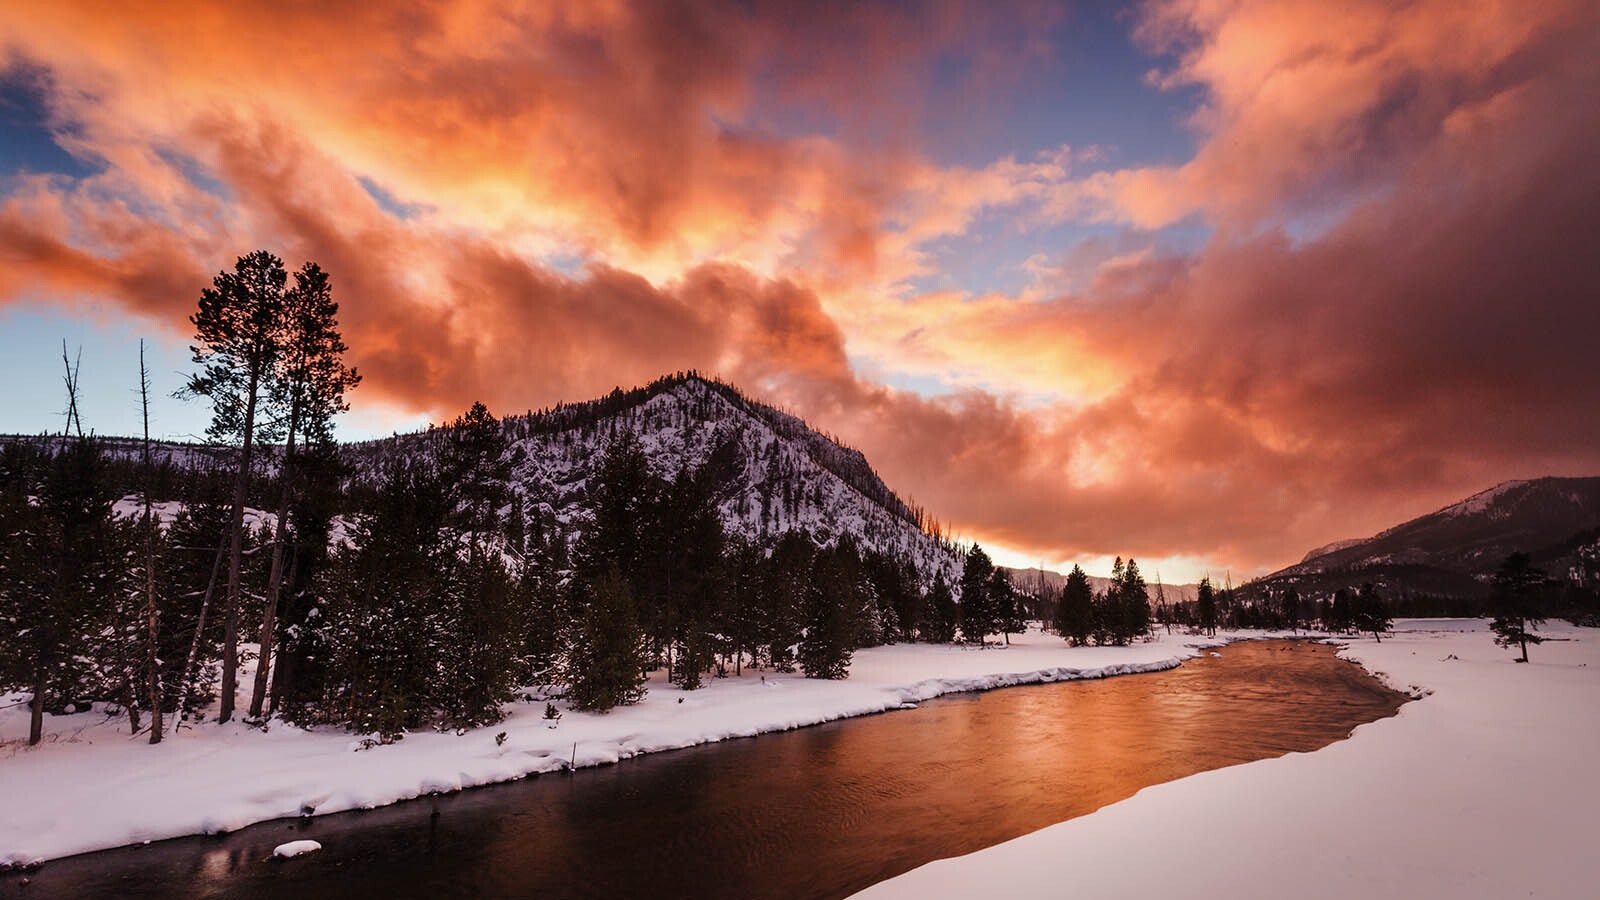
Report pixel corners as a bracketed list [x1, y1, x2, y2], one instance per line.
[855, 619, 1600, 899]
[2, 628, 1226, 866]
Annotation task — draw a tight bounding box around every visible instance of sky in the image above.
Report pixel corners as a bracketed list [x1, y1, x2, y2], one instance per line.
[2, 0, 1598, 583]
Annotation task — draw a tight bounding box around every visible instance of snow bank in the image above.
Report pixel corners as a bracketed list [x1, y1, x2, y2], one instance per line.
[0, 628, 1224, 866]
[853, 619, 1600, 900]
[270, 840, 320, 859]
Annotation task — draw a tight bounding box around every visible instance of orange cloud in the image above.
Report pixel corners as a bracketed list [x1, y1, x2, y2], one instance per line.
[2, 0, 1598, 576]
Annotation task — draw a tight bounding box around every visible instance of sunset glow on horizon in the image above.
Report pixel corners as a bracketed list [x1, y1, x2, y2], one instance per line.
[3, 0, 1598, 582]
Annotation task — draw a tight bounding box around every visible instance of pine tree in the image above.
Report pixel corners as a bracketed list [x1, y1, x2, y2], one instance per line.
[1281, 586, 1302, 634]
[565, 567, 649, 711]
[1489, 552, 1547, 663]
[991, 568, 1024, 644]
[162, 496, 231, 722]
[922, 572, 958, 644]
[1118, 557, 1151, 644]
[435, 546, 524, 728]
[1196, 576, 1219, 637]
[959, 544, 997, 645]
[182, 250, 288, 724]
[761, 531, 813, 669]
[443, 401, 507, 538]
[517, 549, 570, 687]
[799, 542, 860, 679]
[1353, 583, 1393, 642]
[313, 462, 452, 737]
[1053, 564, 1095, 646]
[1329, 587, 1355, 634]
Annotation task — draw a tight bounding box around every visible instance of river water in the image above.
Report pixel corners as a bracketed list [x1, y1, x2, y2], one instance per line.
[2, 640, 1406, 899]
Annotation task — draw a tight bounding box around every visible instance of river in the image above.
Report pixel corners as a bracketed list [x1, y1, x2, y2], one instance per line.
[1, 640, 1406, 899]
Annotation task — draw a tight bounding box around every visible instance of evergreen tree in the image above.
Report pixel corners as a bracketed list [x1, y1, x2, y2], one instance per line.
[647, 467, 726, 689]
[992, 568, 1024, 644]
[517, 549, 570, 687]
[1328, 588, 1355, 634]
[1118, 557, 1151, 644]
[1053, 564, 1095, 646]
[1353, 583, 1393, 642]
[565, 567, 649, 711]
[161, 495, 232, 721]
[761, 531, 813, 669]
[182, 250, 288, 724]
[443, 401, 508, 538]
[1280, 586, 1302, 633]
[436, 546, 525, 727]
[958, 544, 998, 645]
[923, 572, 958, 644]
[1489, 552, 1547, 663]
[1196, 576, 1219, 636]
[799, 542, 861, 679]
[264, 442, 345, 718]
[313, 462, 452, 738]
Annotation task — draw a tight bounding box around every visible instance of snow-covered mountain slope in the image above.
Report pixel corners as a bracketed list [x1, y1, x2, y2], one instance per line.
[1253, 476, 1600, 602]
[345, 375, 962, 585]
[1282, 477, 1600, 578]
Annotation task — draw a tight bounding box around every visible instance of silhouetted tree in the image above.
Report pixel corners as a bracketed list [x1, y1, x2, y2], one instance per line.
[799, 541, 861, 679]
[1328, 587, 1356, 634]
[182, 250, 288, 723]
[992, 568, 1024, 644]
[1196, 576, 1219, 636]
[1490, 552, 1547, 663]
[923, 572, 958, 644]
[1353, 583, 1392, 642]
[566, 567, 650, 711]
[1054, 564, 1095, 646]
[959, 544, 998, 645]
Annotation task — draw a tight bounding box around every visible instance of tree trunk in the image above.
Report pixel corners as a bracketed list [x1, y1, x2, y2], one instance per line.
[141, 342, 163, 744]
[219, 365, 261, 724]
[249, 410, 299, 720]
[121, 677, 142, 736]
[28, 670, 45, 746]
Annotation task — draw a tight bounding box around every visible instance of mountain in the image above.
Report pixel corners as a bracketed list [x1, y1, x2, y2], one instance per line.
[1000, 566, 1200, 605]
[1251, 477, 1600, 606]
[344, 374, 962, 585]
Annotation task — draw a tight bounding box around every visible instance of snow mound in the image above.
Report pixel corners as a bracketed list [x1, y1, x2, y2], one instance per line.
[271, 840, 321, 859]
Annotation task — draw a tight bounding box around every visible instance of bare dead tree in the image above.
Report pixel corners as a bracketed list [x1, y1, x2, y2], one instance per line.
[140, 340, 163, 744]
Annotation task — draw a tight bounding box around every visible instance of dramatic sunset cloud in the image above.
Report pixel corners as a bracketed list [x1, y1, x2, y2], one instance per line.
[3, 0, 1598, 577]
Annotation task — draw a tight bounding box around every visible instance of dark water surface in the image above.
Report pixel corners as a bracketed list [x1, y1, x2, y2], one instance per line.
[3, 640, 1405, 899]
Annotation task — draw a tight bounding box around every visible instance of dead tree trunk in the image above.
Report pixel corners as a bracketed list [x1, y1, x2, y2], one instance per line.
[140, 341, 163, 744]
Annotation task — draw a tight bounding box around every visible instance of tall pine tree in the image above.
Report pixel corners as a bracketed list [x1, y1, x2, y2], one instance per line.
[182, 250, 288, 723]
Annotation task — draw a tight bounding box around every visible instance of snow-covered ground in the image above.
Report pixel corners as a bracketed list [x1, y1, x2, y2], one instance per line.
[1, 628, 1213, 866]
[855, 619, 1600, 900]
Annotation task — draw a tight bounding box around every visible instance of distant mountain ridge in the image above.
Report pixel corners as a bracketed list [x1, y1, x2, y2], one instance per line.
[1254, 476, 1600, 605]
[1001, 566, 1200, 605]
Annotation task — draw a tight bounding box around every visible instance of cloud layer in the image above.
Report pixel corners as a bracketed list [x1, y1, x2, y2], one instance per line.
[3, 0, 1598, 573]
